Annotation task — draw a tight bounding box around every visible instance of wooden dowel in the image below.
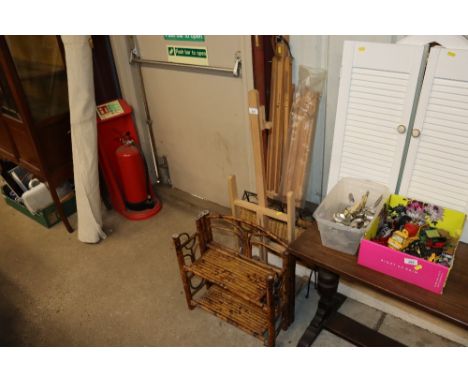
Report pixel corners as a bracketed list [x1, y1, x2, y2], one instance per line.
[282, 53, 292, 162]
[248, 90, 267, 209]
[228, 175, 238, 217]
[267, 55, 278, 191]
[272, 42, 285, 193]
[286, 191, 295, 243]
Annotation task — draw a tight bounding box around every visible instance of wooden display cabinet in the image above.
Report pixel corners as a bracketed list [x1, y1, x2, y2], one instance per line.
[0, 36, 73, 232]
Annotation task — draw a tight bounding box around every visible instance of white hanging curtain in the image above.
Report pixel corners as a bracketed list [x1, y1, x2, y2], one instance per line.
[61, 36, 106, 243]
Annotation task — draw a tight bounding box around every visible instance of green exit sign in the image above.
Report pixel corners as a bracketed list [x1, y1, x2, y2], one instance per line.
[166, 45, 209, 65]
[168, 46, 207, 58]
[164, 35, 205, 42]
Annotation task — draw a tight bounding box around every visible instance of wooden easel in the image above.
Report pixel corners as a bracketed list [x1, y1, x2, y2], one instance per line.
[228, 89, 295, 244]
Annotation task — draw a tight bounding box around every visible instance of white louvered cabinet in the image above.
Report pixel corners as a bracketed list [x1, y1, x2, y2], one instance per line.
[399, 47, 468, 242]
[327, 41, 427, 192]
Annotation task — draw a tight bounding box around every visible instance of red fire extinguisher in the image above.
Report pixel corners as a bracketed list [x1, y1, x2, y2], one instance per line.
[115, 135, 155, 211]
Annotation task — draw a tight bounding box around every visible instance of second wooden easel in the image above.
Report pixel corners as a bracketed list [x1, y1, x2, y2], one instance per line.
[266, 36, 293, 200]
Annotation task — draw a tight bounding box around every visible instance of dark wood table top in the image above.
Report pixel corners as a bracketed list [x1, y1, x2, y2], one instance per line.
[289, 222, 468, 328]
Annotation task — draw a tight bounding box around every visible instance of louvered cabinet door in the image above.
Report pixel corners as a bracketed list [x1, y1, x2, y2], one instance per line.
[327, 41, 426, 192]
[399, 47, 468, 242]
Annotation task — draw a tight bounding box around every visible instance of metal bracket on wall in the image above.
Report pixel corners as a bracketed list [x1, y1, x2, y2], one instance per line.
[129, 48, 242, 78]
[157, 155, 172, 186]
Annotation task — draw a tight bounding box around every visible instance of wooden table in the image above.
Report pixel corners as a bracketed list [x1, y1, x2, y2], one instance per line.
[287, 222, 468, 347]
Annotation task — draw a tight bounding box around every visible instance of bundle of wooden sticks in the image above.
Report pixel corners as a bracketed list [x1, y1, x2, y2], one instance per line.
[280, 82, 321, 206]
[265, 39, 323, 206]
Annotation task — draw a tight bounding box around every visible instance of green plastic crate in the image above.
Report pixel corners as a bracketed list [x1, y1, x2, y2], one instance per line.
[1, 189, 76, 228]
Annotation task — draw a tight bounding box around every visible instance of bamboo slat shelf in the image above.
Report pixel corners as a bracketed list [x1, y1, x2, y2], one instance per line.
[187, 248, 275, 306]
[173, 211, 291, 346]
[196, 285, 269, 340]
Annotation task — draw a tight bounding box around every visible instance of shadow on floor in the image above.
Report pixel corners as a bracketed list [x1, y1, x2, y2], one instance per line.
[0, 272, 28, 346]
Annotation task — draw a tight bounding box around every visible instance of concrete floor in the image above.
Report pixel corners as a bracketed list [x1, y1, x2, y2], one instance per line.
[0, 186, 461, 346]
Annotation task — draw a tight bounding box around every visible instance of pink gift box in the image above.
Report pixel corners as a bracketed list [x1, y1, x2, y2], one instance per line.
[358, 239, 450, 294]
[357, 195, 466, 294]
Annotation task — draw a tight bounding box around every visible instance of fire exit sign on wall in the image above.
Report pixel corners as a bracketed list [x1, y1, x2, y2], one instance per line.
[164, 35, 205, 42]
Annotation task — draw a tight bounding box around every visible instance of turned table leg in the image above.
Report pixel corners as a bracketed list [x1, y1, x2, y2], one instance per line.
[297, 268, 345, 347]
[285, 255, 296, 328]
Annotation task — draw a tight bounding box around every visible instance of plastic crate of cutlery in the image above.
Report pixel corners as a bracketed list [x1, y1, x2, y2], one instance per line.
[313, 177, 389, 255]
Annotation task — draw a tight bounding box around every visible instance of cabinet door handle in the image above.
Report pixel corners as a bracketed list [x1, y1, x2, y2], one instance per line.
[397, 124, 407, 134]
[412, 128, 421, 138]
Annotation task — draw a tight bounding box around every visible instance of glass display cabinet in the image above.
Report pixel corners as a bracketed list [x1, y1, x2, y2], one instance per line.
[0, 36, 74, 232]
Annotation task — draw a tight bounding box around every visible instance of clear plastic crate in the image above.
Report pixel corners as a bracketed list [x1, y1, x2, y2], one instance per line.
[313, 177, 390, 255]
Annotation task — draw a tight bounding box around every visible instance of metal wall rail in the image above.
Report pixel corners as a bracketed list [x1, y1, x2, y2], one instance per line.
[129, 48, 242, 78]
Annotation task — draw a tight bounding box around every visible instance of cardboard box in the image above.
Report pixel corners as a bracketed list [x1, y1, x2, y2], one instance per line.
[358, 194, 466, 294]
